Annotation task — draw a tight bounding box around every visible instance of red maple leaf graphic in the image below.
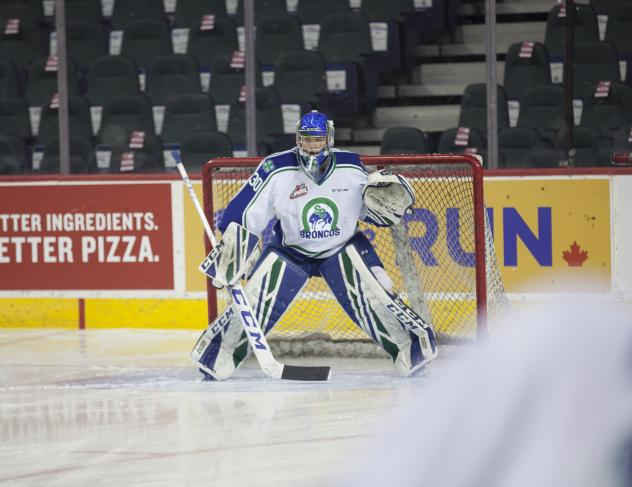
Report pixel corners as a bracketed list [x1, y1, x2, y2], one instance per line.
[562, 241, 588, 267]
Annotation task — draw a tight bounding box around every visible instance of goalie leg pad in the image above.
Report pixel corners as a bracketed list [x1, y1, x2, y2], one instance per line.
[319, 239, 438, 377]
[191, 248, 310, 380]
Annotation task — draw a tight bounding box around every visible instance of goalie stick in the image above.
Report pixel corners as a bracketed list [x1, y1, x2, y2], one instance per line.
[174, 154, 331, 381]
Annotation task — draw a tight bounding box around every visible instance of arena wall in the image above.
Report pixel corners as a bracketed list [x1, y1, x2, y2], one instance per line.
[1, 170, 631, 329]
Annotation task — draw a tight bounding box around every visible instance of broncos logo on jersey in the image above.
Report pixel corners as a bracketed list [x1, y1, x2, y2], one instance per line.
[300, 198, 341, 239]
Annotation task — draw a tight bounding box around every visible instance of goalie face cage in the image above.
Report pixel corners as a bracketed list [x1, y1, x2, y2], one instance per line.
[201, 155, 507, 345]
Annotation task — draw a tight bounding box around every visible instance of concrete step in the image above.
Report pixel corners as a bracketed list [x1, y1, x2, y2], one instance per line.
[459, 1, 553, 16]
[412, 61, 505, 85]
[460, 21, 545, 45]
[372, 105, 460, 133]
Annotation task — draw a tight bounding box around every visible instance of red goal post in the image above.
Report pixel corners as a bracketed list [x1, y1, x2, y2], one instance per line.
[201, 154, 507, 346]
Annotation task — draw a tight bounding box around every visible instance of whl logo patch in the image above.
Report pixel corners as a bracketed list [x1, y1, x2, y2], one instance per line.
[289, 183, 308, 199]
[300, 197, 341, 239]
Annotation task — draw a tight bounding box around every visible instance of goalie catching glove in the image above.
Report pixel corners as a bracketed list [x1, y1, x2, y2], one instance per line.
[362, 168, 415, 225]
[198, 222, 261, 289]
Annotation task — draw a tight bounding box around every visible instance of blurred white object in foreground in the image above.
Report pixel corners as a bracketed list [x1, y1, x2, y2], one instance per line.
[338, 301, 632, 487]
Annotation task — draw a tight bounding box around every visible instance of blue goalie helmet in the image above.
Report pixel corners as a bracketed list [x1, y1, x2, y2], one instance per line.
[296, 110, 334, 182]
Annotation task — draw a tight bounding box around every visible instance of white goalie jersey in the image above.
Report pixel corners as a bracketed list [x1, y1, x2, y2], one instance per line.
[218, 148, 386, 259]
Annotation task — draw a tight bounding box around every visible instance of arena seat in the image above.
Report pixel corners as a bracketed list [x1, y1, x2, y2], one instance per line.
[0, 20, 46, 72]
[161, 93, 217, 144]
[180, 131, 233, 171]
[0, 135, 28, 174]
[580, 81, 632, 144]
[503, 42, 552, 102]
[36, 96, 93, 145]
[0, 97, 32, 141]
[571, 41, 620, 98]
[296, 0, 350, 25]
[121, 20, 173, 69]
[227, 86, 284, 151]
[604, 3, 632, 59]
[111, 0, 166, 30]
[25, 57, 80, 107]
[109, 132, 165, 173]
[174, 0, 228, 28]
[516, 84, 567, 146]
[545, 3, 599, 59]
[40, 135, 97, 174]
[317, 12, 380, 113]
[458, 83, 509, 141]
[186, 16, 239, 69]
[380, 127, 428, 155]
[64, 0, 103, 23]
[498, 127, 544, 168]
[97, 94, 155, 144]
[208, 54, 262, 105]
[85, 56, 141, 106]
[255, 15, 304, 66]
[554, 126, 606, 167]
[272, 50, 327, 107]
[235, 0, 289, 26]
[0, 0, 44, 25]
[65, 20, 109, 72]
[0, 59, 22, 98]
[145, 54, 201, 106]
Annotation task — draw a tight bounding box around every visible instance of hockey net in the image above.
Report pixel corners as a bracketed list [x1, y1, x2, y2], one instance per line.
[202, 155, 508, 355]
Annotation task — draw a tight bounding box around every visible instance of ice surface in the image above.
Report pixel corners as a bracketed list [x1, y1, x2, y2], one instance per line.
[0, 329, 454, 487]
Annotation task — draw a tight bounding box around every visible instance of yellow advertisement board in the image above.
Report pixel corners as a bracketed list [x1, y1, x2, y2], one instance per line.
[485, 178, 611, 293]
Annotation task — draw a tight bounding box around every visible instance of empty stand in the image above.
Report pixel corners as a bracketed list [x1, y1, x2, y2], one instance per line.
[605, 3, 632, 60]
[186, 16, 239, 69]
[97, 94, 155, 144]
[36, 95, 93, 145]
[580, 81, 632, 143]
[0, 135, 28, 174]
[522, 148, 566, 168]
[272, 50, 327, 107]
[296, 0, 350, 25]
[109, 132, 164, 172]
[317, 12, 380, 113]
[555, 126, 605, 166]
[437, 127, 486, 161]
[235, 0, 289, 25]
[179, 131, 232, 170]
[0, 20, 46, 72]
[85, 56, 141, 106]
[64, 0, 103, 24]
[0, 97, 32, 141]
[174, 0, 228, 28]
[161, 93, 217, 144]
[226, 86, 284, 150]
[208, 53, 261, 105]
[0, 59, 22, 98]
[0, 0, 44, 25]
[111, 0, 166, 30]
[145, 54, 201, 106]
[40, 135, 97, 174]
[545, 3, 599, 58]
[121, 20, 173, 69]
[516, 85, 567, 145]
[380, 127, 428, 155]
[65, 20, 109, 71]
[255, 15, 304, 66]
[25, 57, 80, 107]
[503, 42, 552, 101]
[498, 127, 544, 168]
[458, 83, 509, 139]
[571, 41, 620, 98]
